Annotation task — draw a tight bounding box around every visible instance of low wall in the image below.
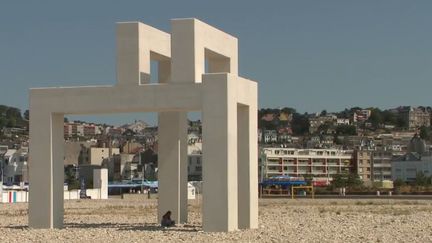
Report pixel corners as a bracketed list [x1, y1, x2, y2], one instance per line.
[64, 189, 106, 200]
[1, 189, 107, 203]
[121, 193, 158, 200]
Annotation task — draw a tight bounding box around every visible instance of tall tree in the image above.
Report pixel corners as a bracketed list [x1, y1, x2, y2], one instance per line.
[291, 113, 309, 135]
[368, 108, 383, 128]
[24, 110, 29, 120]
[419, 126, 430, 140]
[320, 110, 327, 116]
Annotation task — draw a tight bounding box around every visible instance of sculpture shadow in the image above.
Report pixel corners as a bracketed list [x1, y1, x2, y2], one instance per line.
[64, 222, 201, 232]
[4, 225, 28, 230]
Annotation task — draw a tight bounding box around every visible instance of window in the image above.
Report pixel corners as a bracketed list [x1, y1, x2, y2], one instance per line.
[268, 166, 278, 171]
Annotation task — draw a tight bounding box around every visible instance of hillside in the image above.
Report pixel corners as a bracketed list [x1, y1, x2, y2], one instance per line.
[0, 105, 28, 128]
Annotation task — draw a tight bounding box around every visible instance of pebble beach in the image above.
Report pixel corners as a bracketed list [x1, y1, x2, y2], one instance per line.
[1, 198, 432, 242]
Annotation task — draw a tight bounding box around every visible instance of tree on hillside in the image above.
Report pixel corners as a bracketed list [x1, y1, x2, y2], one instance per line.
[24, 110, 29, 120]
[335, 124, 356, 135]
[381, 110, 397, 125]
[0, 105, 27, 128]
[281, 107, 296, 115]
[6, 118, 17, 127]
[337, 107, 363, 119]
[5, 107, 22, 119]
[291, 113, 309, 135]
[368, 108, 383, 128]
[320, 110, 327, 116]
[419, 126, 430, 141]
[396, 115, 408, 128]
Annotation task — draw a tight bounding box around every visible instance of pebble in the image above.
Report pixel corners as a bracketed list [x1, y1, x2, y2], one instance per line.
[0, 199, 431, 242]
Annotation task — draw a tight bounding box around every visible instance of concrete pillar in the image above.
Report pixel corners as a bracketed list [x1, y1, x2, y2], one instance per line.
[116, 22, 142, 86]
[171, 19, 197, 83]
[202, 73, 238, 231]
[157, 111, 188, 223]
[93, 168, 108, 199]
[29, 112, 64, 228]
[237, 102, 258, 229]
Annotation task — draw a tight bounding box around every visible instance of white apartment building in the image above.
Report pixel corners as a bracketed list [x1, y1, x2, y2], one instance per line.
[2, 147, 29, 184]
[371, 150, 392, 181]
[64, 123, 102, 138]
[260, 148, 354, 184]
[336, 118, 350, 125]
[263, 130, 277, 143]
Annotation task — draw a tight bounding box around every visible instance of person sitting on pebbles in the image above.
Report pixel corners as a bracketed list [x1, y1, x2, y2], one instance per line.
[161, 211, 175, 227]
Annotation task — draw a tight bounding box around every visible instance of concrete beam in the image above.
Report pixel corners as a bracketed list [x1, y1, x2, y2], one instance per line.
[29, 83, 202, 114]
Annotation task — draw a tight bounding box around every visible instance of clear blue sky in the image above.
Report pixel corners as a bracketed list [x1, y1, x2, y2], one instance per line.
[1, 1, 432, 125]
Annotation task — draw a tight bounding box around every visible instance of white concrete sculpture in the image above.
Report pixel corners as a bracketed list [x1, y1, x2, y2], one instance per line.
[28, 18, 258, 232]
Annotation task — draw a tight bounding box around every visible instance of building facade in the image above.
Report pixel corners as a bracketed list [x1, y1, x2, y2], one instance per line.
[371, 150, 392, 181]
[354, 149, 372, 185]
[399, 106, 431, 129]
[308, 114, 337, 134]
[263, 130, 278, 143]
[79, 147, 120, 166]
[260, 148, 354, 185]
[2, 147, 28, 184]
[392, 153, 432, 182]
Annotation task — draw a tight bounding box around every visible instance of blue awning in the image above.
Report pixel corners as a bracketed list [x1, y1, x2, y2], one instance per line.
[108, 180, 158, 189]
[260, 180, 307, 186]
